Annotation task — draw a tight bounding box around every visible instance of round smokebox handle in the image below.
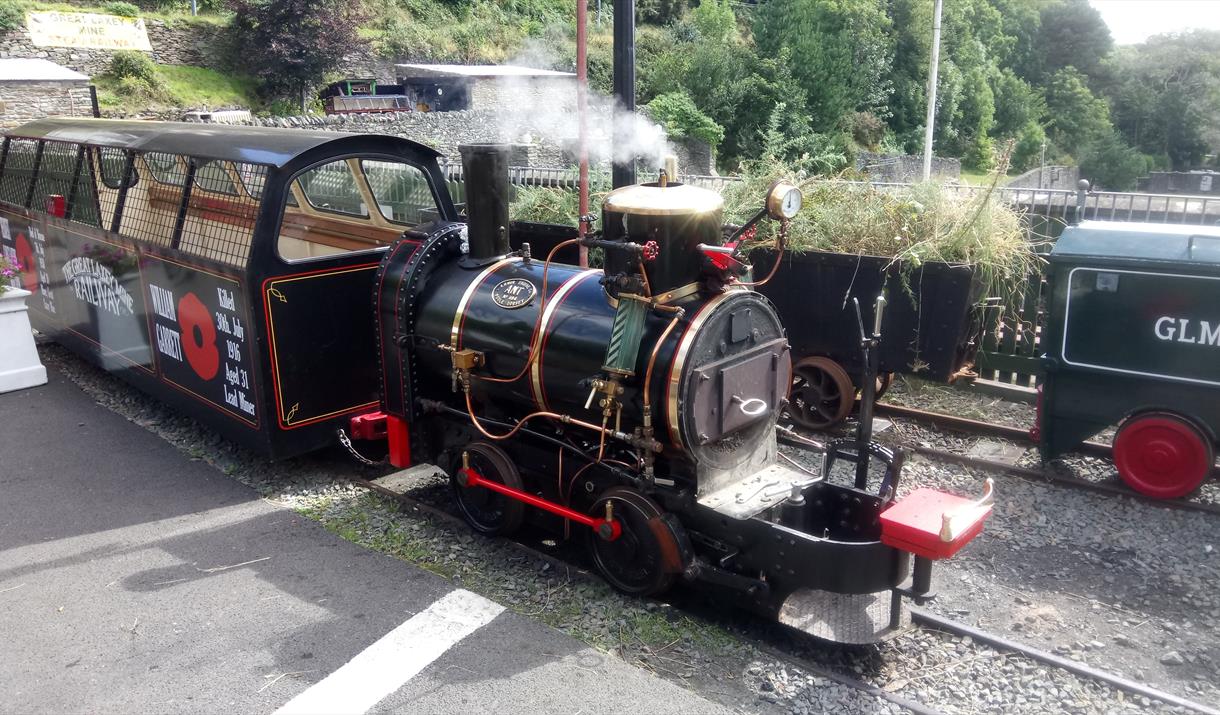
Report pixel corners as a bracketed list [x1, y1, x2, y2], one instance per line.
[734, 397, 768, 417]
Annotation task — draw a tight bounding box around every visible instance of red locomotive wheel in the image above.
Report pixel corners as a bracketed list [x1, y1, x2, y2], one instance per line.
[178, 292, 220, 380]
[788, 356, 854, 430]
[1113, 412, 1214, 499]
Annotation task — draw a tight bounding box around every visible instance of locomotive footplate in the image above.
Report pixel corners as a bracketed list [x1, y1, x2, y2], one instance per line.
[696, 462, 814, 519]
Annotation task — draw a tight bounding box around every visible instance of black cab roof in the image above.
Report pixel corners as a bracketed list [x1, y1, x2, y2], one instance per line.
[5, 117, 441, 170]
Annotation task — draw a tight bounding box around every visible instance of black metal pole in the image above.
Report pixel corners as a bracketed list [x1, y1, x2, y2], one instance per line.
[612, 0, 636, 188]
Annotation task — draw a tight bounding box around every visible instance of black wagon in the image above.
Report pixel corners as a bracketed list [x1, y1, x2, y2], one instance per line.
[0, 118, 457, 458]
[1038, 220, 1220, 498]
[750, 248, 984, 429]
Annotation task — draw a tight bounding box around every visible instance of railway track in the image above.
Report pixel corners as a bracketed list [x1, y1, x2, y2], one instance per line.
[348, 472, 1220, 715]
[868, 403, 1220, 516]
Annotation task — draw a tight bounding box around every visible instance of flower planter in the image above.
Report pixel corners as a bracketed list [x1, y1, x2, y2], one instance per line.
[0, 288, 47, 393]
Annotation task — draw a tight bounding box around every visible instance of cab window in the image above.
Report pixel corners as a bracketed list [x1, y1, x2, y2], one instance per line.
[277, 157, 440, 262]
[0, 139, 39, 207]
[362, 160, 437, 225]
[98, 147, 135, 190]
[297, 160, 368, 217]
[194, 160, 238, 195]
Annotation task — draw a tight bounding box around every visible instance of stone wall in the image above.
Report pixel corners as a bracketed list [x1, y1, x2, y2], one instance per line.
[0, 17, 227, 76]
[0, 80, 94, 126]
[234, 110, 715, 174]
[856, 152, 961, 182]
[1005, 165, 1079, 190]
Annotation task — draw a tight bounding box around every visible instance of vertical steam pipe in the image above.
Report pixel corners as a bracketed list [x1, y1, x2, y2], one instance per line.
[576, 0, 590, 266]
[458, 143, 511, 262]
[612, 0, 636, 188]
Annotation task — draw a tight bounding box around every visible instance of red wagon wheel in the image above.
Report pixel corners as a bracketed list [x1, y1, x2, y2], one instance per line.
[788, 356, 854, 430]
[1113, 412, 1214, 500]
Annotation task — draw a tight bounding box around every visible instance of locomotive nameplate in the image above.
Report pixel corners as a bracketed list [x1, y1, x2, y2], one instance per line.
[491, 278, 537, 309]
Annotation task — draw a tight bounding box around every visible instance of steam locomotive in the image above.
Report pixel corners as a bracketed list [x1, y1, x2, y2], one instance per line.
[0, 119, 992, 644]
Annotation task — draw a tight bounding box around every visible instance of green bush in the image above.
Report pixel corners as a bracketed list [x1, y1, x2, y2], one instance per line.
[845, 111, 885, 151]
[109, 50, 158, 83]
[1080, 131, 1146, 191]
[644, 91, 725, 148]
[0, 0, 26, 33]
[103, 1, 140, 17]
[1010, 122, 1047, 173]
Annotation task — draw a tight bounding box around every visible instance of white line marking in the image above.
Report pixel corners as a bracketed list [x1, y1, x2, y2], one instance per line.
[273, 589, 504, 715]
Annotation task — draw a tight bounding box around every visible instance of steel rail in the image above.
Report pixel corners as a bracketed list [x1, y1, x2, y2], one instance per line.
[875, 402, 1112, 458]
[910, 607, 1220, 715]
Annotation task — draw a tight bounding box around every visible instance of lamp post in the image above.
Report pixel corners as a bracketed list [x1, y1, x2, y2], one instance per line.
[921, 0, 943, 182]
[1039, 139, 1047, 190]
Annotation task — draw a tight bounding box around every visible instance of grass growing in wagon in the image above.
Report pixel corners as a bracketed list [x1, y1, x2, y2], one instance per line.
[723, 154, 1048, 310]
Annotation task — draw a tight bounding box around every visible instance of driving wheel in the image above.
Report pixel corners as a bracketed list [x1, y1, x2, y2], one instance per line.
[788, 356, 854, 430]
[450, 442, 525, 536]
[587, 487, 677, 596]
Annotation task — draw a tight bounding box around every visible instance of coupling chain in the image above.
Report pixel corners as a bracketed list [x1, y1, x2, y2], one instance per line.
[336, 428, 387, 467]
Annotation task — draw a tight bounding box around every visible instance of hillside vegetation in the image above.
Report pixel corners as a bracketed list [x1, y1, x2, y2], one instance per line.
[7, 0, 1217, 188]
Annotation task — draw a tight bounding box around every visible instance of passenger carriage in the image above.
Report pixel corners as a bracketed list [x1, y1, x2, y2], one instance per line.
[0, 118, 456, 458]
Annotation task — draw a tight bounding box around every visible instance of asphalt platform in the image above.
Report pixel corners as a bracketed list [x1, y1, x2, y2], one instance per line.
[0, 367, 729, 714]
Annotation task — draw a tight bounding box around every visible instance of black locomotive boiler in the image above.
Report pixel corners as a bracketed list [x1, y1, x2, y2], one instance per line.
[372, 144, 994, 643]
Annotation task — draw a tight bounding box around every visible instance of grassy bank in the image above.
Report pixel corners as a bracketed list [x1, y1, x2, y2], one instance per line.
[95, 64, 259, 115]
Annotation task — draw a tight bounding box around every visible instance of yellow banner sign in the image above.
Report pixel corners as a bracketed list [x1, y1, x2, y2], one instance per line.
[26, 12, 153, 52]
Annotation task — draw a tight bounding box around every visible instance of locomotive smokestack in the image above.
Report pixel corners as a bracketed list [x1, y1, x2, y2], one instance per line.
[612, 0, 636, 188]
[459, 143, 511, 261]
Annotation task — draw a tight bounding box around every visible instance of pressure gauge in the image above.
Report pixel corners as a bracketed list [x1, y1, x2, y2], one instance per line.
[766, 181, 803, 220]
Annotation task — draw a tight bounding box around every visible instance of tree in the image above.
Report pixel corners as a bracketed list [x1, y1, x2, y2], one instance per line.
[644, 91, 726, 147]
[1010, 121, 1048, 173]
[991, 68, 1042, 138]
[753, 0, 893, 131]
[637, 0, 689, 25]
[690, 0, 735, 43]
[1043, 67, 1112, 152]
[1030, 0, 1112, 84]
[1079, 130, 1146, 190]
[228, 0, 367, 100]
[1101, 30, 1220, 170]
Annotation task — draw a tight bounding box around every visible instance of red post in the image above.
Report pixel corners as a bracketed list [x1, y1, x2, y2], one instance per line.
[576, 0, 590, 267]
[386, 415, 411, 468]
